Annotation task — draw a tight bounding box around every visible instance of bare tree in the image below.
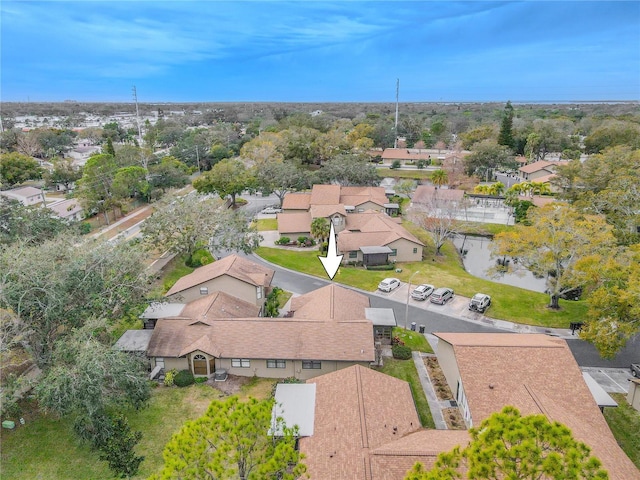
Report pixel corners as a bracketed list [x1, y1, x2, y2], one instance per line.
[409, 191, 467, 255]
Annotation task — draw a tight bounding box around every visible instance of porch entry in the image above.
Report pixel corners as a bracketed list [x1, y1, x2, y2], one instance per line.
[192, 354, 215, 376]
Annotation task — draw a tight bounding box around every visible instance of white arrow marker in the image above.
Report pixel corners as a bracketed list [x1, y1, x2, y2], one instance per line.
[318, 222, 343, 280]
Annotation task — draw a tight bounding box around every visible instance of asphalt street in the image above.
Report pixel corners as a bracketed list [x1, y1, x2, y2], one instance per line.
[247, 252, 639, 370]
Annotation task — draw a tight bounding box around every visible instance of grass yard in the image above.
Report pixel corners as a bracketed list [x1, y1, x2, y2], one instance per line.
[159, 255, 195, 294]
[374, 358, 435, 429]
[252, 218, 278, 231]
[376, 167, 433, 180]
[1, 380, 275, 480]
[256, 236, 586, 328]
[393, 327, 433, 353]
[604, 393, 640, 469]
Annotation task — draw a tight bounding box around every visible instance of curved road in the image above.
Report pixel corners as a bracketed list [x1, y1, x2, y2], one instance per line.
[246, 253, 638, 369]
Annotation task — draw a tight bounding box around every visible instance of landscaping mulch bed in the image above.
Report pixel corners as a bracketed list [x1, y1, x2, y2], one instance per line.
[205, 374, 253, 396]
[423, 356, 466, 430]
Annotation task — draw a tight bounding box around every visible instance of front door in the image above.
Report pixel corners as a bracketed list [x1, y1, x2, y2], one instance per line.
[193, 354, 207, 375]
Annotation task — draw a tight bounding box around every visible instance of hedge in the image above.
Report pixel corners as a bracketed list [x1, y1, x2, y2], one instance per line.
[174, 369, 195, 387]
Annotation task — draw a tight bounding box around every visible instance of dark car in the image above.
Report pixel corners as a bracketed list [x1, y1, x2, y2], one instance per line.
[430, 287, 454, 305]
[631, 363, 640, 377]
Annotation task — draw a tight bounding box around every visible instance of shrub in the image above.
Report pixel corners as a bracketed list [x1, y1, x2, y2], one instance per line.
[276, 236, 290, 245]
[392, 345, 412, 360]
[366, 264, 395, 271]
[390, 160, 401, 170]
[297, 236, 308, 244]
[174, 369, 195, 387]
[78, 222, 92, 235]
[194, 377, 207, 384]
[164, 369, 177, 387]
[187, 249, 214, 268]
[417, 159, 427, 169]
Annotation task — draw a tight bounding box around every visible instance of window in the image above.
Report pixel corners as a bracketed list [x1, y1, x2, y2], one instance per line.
[267, 359, 286, 369]
[390, 249, 397, 256]
[199, 287, 208, 295]
[413, 247, 418, 254]
[302, 360, 321, 369]
[349, 251, 357, 259]
[256, 286, 262, 299]
[231, 359, 250, 368]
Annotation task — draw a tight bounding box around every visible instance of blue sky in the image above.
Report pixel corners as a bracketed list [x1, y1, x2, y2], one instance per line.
[2, 1, 639, 102]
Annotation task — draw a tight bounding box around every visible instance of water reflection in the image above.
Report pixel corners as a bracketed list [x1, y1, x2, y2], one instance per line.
[452, 235, 547, 293]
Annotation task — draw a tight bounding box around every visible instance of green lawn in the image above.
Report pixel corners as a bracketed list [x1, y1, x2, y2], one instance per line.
[160, 255, 195, 293]
[252, 218, 278, 231]
[604, 393, 640, 469]
[393, 327, 433, 353]
[256, 222, 588, 329]
[376, 167, 433, 180]
[1, 381, 274, 480]
[374, 358, 435, 429]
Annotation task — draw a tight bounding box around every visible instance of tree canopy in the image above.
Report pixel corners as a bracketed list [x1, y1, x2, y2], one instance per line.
[151, 396, 306, 480]
[193, 158, 253, 207]
[0, 152, 43, 187]
[406, 406, 608, 480]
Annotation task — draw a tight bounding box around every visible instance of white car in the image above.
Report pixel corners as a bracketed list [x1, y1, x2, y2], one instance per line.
[378, 278, 401, 292]
[411, 284, 435, 301]
[260, 206, 282, 214]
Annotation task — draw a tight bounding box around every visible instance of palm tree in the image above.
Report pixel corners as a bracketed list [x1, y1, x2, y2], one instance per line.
[431, 169, 448, 189]
[310, 217, 330, 244]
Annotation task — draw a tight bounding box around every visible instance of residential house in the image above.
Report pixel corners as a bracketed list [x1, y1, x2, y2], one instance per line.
[164, 254, 274, 311]
[433, 332, 639, 480]
[278, 185, 419, 265]
[518, 160, 558, 182]
[47, 198, 84, 222]
[381, 148, 471, 167]
[288, 284, 397, 344]
[295, 365, 470, 480]
[628, 378, 640, 412]
[0, 186, 45, 206]
[66, 145, 101, 167]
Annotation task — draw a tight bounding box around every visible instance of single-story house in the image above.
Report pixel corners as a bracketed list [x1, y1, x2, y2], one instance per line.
[146, 317, 375, 380]
[165, 254, 274, 312]
[0, 186, 45, 206]
[433, 332, 639, 480]
[337, 212, 423, 265]
[297, 365, 470, 479]
[47, 198, 84, 222]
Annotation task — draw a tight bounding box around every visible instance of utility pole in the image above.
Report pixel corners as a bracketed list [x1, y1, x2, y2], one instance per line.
[132, 85, 143, 146]
[195, 144, 201, 173]
[394, 78, 399, 149]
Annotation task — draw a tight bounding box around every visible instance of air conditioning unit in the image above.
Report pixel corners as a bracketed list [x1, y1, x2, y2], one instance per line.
[214, 369, 228, 382]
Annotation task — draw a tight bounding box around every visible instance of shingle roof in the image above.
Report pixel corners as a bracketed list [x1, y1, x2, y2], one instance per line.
[147, 318, 375, 361]
[282, 192, 311, 210]
[177, 291, 260, 321]
[165, 254, 274, 297]
[434, 333, 639, 480]
[382, 148, 431, 160]
[519, 160, 558, 174]
[47, 199, 83, 218]
[309, 204, 346, 218]
[290, 284, 370, 321]
[338, 212, 423, 252]
[300, 365, 422, 480]
[340, 186, 388, 207]
[277, 212, 311, 234]
[0, 186, 43, 199]
[310, 184, 341, 204]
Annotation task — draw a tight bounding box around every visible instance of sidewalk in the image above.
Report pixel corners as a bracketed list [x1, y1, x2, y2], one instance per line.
[91, 205, 154, 241]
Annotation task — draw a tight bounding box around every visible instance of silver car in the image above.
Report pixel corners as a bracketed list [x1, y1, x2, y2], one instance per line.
[411, 284, 435, 301]
[430, 287, 454, 304]
[378, 278, 401, 292]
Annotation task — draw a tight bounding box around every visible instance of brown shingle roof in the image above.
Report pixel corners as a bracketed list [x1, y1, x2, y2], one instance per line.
[165, 254, 274, 297]
[338, 212, 424, 252]
[309, 204, 346, 218]
[47, 198, 83, 219]
[300, 365, 422, 480]
[147, 318, 375, 361]
[282, 192, 311, 210]
[277, 212, 311, 234]
[290, 284, 370, 321]
[177, 291, 260, 321]
[519, 160, 558, 174]
[310, 184, 341, 205]
[434, 333, 639, 480]
[381, 148, 431, 161]
[340, 186, 388, 207]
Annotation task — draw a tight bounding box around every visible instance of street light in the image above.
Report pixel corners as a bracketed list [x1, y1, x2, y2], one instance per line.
[405, 270, 420, 329]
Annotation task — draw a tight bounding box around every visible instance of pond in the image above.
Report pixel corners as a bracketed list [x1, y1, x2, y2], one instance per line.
[452, 235, 547, 293]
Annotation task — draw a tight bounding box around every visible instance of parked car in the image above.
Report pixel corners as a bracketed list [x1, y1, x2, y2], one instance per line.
[469, 293, 491, 313]
[631, 363, 640, 377]
[430, 287, 454, 304]
[378, 278, 401, 293]
[260, 206, 282, 214]
[411, 284, 435, 301]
